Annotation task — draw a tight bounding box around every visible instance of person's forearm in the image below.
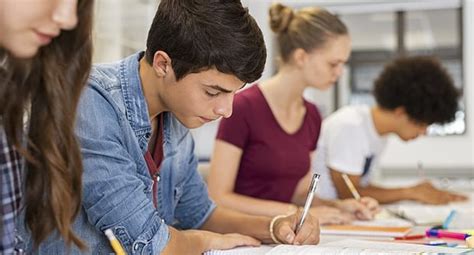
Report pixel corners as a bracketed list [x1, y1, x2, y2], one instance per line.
[311, 197, 339, 207]
[214, 192, 297, 217]
[292, 191, 336, 208]
[161, 228, 206, 255]
[358, 185, 413, 204]
[201, 207, 273, 243]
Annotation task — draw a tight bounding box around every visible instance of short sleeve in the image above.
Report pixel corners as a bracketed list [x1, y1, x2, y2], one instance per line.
[216, 95, 250, 149]
[306, 102, 322, 151]
[325, 123, 367, 176]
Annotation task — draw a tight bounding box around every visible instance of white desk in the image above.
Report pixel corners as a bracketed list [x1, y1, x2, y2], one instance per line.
[209, 190, 474, 254]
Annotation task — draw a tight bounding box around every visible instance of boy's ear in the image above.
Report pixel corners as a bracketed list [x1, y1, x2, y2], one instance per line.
[152, 51, 171, 77]
[393, 106, 407, 118]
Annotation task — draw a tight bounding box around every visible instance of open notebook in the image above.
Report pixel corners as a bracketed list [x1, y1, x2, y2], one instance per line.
[385, 192, 474, 225]
[204, 239, 472, 255]
[385, 205, 452, 225]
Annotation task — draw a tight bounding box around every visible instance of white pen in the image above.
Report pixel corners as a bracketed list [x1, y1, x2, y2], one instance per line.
[296, 173, 320, 233]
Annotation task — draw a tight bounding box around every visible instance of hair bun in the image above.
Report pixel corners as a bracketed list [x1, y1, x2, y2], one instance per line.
[269, 3, 294, 33]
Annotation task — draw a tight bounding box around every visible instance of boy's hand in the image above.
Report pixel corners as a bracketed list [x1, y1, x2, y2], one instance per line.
[199, 230, 261, 251]
[335, 197, 380, 220]
[412, 181, 468, 204]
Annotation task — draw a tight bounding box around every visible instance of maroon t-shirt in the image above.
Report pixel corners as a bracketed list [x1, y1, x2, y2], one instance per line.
[216, 85, 321, 202]
[144, 114, 164, 208]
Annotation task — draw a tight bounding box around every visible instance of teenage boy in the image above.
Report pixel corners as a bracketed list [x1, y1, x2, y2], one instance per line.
[17, 0, 320, 254]
[314, 56, 468, 205]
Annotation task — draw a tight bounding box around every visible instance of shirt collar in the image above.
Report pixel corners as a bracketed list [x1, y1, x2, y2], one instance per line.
[119, 51, 152, 136]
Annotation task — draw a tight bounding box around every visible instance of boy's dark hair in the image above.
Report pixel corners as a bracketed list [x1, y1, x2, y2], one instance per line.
[374, 56, 460, 125]
[145, 0, 266, 83]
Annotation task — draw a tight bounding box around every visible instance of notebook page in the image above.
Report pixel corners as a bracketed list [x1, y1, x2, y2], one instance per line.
[204, 245, 273, 255]
[205, 239, 472, 254]
[266, 240, 471, 254]
[323, 239, 470, 254]
[268, 245, 369, 255]
[385, 192, 474, 225]
[386, 205, 452, 225]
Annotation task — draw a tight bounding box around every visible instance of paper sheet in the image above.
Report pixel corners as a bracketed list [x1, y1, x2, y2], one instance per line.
[385, 192, 474, 225]
[205, 239, 472, 255]
[204, 246, 273, 255]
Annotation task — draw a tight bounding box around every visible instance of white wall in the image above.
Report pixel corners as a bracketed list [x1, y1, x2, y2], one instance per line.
[92, 0, 158, 63]
[378, 0, 474, 174]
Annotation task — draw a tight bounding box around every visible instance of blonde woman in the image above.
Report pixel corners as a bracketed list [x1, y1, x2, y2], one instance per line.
[209, 3, 379, 224]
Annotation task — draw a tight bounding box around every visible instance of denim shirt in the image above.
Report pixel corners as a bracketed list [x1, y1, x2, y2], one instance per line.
[16, 52, 216, 254]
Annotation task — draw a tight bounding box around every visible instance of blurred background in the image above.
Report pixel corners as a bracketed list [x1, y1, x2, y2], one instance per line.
[92, 0, 474, 187]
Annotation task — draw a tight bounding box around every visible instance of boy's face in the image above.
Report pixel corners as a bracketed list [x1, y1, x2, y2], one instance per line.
[161, 68, 245, 129]
[396, 114, 428, 141]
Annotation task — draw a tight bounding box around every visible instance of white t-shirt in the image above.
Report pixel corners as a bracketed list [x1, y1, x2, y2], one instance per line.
[313, 105, 388, 200]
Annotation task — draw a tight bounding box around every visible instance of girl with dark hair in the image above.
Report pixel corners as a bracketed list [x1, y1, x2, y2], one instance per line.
[0, 0, 94, 252]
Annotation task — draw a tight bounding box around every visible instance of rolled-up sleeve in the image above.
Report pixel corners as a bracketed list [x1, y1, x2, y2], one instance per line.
[76, 86, 169, 254]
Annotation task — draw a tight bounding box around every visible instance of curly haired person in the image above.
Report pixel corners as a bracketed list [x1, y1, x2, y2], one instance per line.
[313, 56, 468, 205]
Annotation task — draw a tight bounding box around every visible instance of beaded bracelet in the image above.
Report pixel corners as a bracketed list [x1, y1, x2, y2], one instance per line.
[269, 214, 287, 244]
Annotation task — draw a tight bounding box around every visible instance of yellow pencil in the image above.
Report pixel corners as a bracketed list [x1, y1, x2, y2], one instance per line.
[105, 229, 127, 255]
[341, 173, 361, 200]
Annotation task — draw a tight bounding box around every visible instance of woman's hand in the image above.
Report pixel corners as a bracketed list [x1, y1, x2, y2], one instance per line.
[309, 206, 352, 225]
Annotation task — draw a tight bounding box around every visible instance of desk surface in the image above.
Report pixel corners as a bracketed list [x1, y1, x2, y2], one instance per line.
[215, 191, 474, 254]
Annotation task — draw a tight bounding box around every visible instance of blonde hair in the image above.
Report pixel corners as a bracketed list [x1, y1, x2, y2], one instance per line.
[269, 3, 348, 62]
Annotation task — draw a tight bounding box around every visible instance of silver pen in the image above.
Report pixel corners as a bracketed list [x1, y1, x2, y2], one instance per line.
[296, 173, 320, 233]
